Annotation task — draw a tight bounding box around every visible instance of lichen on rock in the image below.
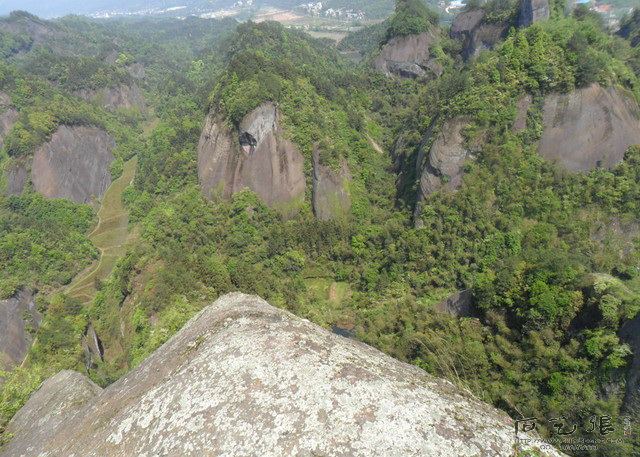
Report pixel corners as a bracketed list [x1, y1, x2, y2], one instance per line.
[1, 293, 566, 457]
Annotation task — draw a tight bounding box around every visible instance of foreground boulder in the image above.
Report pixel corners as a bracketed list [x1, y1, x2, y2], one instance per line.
[1, 293, 564, 457]
[373, 32, 443, 79]
[198, 103, 305, 217]
[538, 83, 640, 172]
[1, 371, 102, 457]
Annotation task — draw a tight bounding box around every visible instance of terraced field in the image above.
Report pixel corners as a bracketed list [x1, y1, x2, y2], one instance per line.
[66, 157, 137, 304]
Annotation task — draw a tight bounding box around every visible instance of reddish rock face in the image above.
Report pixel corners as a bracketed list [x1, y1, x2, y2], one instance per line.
[538, 83, 640, 172]
[373, 32, 442, 79]
[518, 0, 550, 28]
[450, 9, 509, 60]
[31, 126, 115, 204]
[0, 289, 39, 371]
[197, 103, 305, 218]
[74, 84, 147, 113]
[1, 293, 566, 457]
[312, 147, 351, 221]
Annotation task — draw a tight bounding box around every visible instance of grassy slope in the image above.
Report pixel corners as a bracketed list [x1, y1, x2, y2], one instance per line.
[65, 157, 138, 304]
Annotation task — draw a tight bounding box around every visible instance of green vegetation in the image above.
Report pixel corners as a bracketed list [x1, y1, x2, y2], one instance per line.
[1, 3, 640, 456]
[385, 0, 438, 42]
[0, 194, 96, 298]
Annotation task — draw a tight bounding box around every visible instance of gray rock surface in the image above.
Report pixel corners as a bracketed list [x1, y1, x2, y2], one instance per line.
[450, 9, 509, 60]
[198, 103, 305, 217]
[128, 63, 146, 79]
[518, 0, 550, 28]
[620, 313, 640, 420]
[434, 289, 474, 318]
[31, 126, 115, 204]
[0, 107, 18, 150]
[512, 93, 532, 133]
[374, 32, 442, 79]
[312, 147, 351, 221]
[0, 289, 39, 371]
[416, 117, 471, 205]
[74, 84, 147, 113]
[538, 83, 640, 172]
[3, 160, 28, 196]
[1, 370, 102, 457]
[1, 293, 565, 457]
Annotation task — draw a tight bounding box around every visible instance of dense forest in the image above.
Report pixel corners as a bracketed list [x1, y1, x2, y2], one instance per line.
[1, 1, 640, 455]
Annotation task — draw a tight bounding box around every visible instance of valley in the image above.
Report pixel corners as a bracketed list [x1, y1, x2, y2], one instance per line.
[1, 1, 640, 456]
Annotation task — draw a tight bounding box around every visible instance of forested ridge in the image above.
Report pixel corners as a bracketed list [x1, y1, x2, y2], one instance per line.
[1, 2, 640, 456]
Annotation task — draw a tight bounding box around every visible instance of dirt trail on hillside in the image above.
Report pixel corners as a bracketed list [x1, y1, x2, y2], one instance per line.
[66, 157, 137, 304]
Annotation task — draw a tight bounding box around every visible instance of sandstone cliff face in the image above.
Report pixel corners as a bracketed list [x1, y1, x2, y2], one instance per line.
[1, 93, 25, 195]
[1, 293, 565, 457]
[373, 32, 443, 79]
[312, 148, 351, 221]
[0, 289, 39, 371]
[518, 0, 550, 28]
[0, 101, 18, 150]
[198, 103, 305, 217]
[31, 126, 115, 204]
[538, 83, 640, 172]
[416, 117, 471, 211]
[450, 10, 509, 60]
[620, 313, 640, 420]
[75, 84, 147, 113]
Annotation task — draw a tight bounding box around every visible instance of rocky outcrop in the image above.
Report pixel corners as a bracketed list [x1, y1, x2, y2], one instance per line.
[1, 293, 565, 457]
[434, 289, 474, 318]
[1, 370, 102, 457]
[518, 0, 550, 28]
[538, 83, 640, 172]
[3, 160, 28, 196]
[373, 32, 443, 79]
[450, 10, 509, 60]
[312, 148, 351, 221]
[128, 63, 146, 79]
[0, 289, 39, 371]
[198, 103, 305, 217]
[512, 93, 532, 133]
[619, 313, 640, 420]
[31, 126, 115, 204]
[416, 118, 471, 210]
[0, 94, 18, 150]
[75, 84, 147, 113]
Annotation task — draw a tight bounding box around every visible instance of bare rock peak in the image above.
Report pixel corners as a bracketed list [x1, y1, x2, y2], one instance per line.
[1, 293, 565, 457]
[519, 0, 550, 28]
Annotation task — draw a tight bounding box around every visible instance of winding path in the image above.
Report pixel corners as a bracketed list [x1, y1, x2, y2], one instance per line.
[66, 157, 137, 304]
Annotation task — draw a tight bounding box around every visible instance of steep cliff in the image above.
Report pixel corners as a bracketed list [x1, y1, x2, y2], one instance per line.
[1, 293, 565, 457]
[415, 117, 471, 213]
[74, 84, 147, 114]
[450, 9, 509, 60]
[518, 0, 550, 28]
[31, 126, 115, 203]
[0, 289, 39, 371]
[198, 102, 305, 217]
[312, 147, 352, 221]
[373, 32, 443, 79]
[0, 102, 18, 151]
[538, 83, 640, 172]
